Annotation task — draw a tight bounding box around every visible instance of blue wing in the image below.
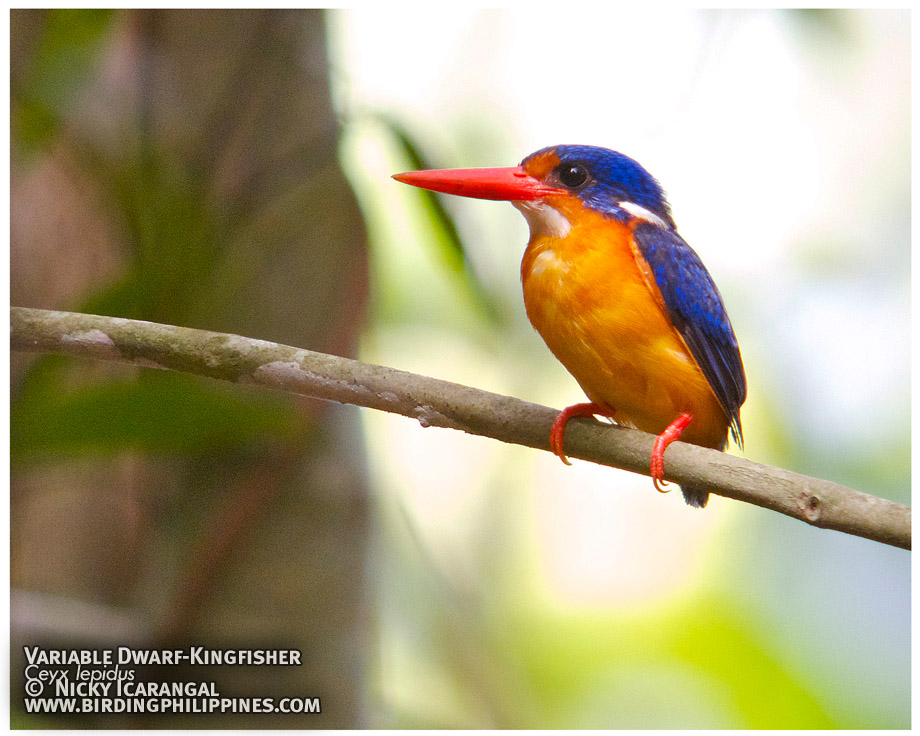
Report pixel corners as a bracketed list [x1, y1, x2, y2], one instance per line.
[632, 223, 746, 446]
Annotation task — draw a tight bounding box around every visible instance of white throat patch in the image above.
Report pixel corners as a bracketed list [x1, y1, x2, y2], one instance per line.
[512, 200, 572, 239]
[617, 201, 669, 229]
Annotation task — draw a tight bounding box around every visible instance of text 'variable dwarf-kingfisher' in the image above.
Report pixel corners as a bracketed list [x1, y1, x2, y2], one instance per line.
[394, 144, 746, 508]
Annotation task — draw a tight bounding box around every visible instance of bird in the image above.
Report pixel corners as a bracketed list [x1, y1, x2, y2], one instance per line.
[393, 144, 746, 508]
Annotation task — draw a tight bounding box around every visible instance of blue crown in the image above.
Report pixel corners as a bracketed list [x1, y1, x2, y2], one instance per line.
[524, 145, 675, 228]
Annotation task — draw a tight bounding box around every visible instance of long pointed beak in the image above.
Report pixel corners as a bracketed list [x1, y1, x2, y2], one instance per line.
[393, 166, 564, 201]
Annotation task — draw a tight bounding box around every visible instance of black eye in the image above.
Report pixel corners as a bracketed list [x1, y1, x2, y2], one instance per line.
[558, 164, 588, 189]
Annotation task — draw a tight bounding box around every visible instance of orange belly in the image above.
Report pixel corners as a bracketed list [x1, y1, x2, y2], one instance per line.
[521, 212, 729, 450]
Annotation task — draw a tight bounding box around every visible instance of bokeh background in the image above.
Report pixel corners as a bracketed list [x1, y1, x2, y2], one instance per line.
[10, 8, 909, 729]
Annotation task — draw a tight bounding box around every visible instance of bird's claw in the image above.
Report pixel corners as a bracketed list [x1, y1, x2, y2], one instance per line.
[650, 412, 693, 494]
[550, 402, 608, 465]
[550, 419, 574, 465]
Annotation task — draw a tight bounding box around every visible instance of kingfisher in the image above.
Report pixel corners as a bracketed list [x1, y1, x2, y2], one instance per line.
[394, 144, 746, 508]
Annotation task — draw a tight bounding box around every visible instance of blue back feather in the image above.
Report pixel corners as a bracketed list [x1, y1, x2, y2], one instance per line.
[632, 224, 746, 445]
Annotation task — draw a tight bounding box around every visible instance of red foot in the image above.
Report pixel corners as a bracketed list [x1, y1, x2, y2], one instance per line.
[550, 402, 612, 465]
[651, 413, 693, 492]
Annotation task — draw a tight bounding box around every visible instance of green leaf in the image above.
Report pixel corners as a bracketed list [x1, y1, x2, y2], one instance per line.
[12, 369, 303, 461]
[380, 114, 504, 325]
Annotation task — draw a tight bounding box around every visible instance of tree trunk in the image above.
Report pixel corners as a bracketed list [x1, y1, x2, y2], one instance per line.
[11, 9, 371, 727]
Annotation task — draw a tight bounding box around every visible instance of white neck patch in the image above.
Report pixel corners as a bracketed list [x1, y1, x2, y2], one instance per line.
[618, 201, 669, 229]
[512, 200, 572, 239]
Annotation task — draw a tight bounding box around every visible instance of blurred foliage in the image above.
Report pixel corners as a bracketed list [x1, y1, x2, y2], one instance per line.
[12, 368, 301, 462]
[376, 113, 505, 326]
[11, 10, 306, 465]
[12, 9, 114, 153]
[373, 469, 907, 728]
[509, 600, 837, 728]
[784, 9, 855, 46]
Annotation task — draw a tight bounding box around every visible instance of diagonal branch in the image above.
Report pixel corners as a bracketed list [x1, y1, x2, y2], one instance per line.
[10, 306, 910, 551]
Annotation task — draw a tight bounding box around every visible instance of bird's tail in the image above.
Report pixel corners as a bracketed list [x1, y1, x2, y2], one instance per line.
[680, 486, 709, 508]
[679, 433, 732, 508]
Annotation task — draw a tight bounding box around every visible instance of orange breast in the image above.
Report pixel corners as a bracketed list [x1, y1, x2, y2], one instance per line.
[520, 204, 729, 449]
